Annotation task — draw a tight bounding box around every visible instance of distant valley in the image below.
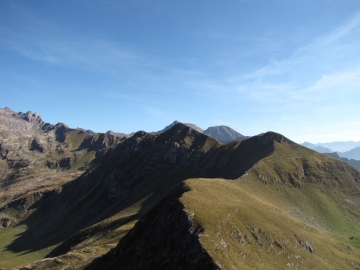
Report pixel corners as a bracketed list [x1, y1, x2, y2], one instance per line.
[1, 107, 360, 269]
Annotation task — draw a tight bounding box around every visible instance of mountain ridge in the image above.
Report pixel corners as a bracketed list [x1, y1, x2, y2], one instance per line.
[103, 120, 247, 145]
[302, 140, 360, 153]
[1, 107, 360, 269]
[86, 128, 360, 270]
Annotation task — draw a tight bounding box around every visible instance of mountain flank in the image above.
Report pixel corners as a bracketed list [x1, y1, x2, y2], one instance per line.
[1, 107, 360, 269]
[87, 130, 360, 269]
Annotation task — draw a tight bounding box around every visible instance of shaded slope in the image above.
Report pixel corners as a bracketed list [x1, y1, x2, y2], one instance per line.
[1, 125, 279, 268]
[86, 132, 360, 270]
[1, 123, 224, 267]
[86, 183, 220, 270]
[4, 122, 360, 269]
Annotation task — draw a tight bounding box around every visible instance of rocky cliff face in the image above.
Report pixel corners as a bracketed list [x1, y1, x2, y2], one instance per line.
[0, 107, 45, 135]
[0, 108, 123, 208]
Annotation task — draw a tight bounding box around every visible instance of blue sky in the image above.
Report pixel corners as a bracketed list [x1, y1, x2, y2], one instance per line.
[1, 0, 360, 143]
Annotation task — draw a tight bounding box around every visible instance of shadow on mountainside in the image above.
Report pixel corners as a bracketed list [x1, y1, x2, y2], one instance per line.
[3, 124, 281, 259]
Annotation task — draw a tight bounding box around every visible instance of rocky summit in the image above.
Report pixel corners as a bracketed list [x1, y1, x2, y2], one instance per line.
[203, 125, 247, 144]
[0, 108, 360, 269]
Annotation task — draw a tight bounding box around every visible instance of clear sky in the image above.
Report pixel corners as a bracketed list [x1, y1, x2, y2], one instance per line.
[1, 0, 360, 143]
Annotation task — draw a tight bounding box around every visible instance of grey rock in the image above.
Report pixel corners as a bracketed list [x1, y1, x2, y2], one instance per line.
[300, 240, 314, 253]
[203, 125, 246, 144]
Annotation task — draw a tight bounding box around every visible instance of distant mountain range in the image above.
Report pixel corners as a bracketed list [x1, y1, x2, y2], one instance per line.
[302, 142, 333, 153]
[106, 120, 248, 144]
[302, 142, 360, 161]
[340, 146, 360, 160]
[324, 152, 360, 171]
[302, 141, 360, 153]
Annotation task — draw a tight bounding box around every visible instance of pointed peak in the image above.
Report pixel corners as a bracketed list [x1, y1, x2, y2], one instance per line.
[133, 130, 149, 137]
[259, 131, 290, 144]
[55, 122, 70, 129]
[154, 121, 203, 134]
[167, 122, 193, 134]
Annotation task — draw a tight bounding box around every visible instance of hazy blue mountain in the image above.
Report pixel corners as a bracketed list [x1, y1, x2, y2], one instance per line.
[303, 141, 360, 152]
[302, 142, 333, 153]
[321, 141, 360, 152]
[324, 152, 360, 171]
[338, 146, 360, 160]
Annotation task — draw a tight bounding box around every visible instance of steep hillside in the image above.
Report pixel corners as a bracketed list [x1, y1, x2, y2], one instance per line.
[1, 113, 360, 269]
[0, 108, 124, 267]
[87, 132, 360, 269]
[0, 123, 223, 268]
[0, 124, 284, 268]
[0, 108, 123, 205]
[203, 125, 247, 144]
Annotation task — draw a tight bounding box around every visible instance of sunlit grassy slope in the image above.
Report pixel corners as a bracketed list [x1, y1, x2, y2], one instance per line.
[181, 141, 360, 269]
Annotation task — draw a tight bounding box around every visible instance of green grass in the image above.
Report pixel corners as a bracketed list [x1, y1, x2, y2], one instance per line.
[0, 225, 53, 268]
[181, 177, 360, 269]
[178, 140, 360, 269]
[68, 151, 96, 172]
[0, 207, 138, 269]
[65, 130, 91, 151]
